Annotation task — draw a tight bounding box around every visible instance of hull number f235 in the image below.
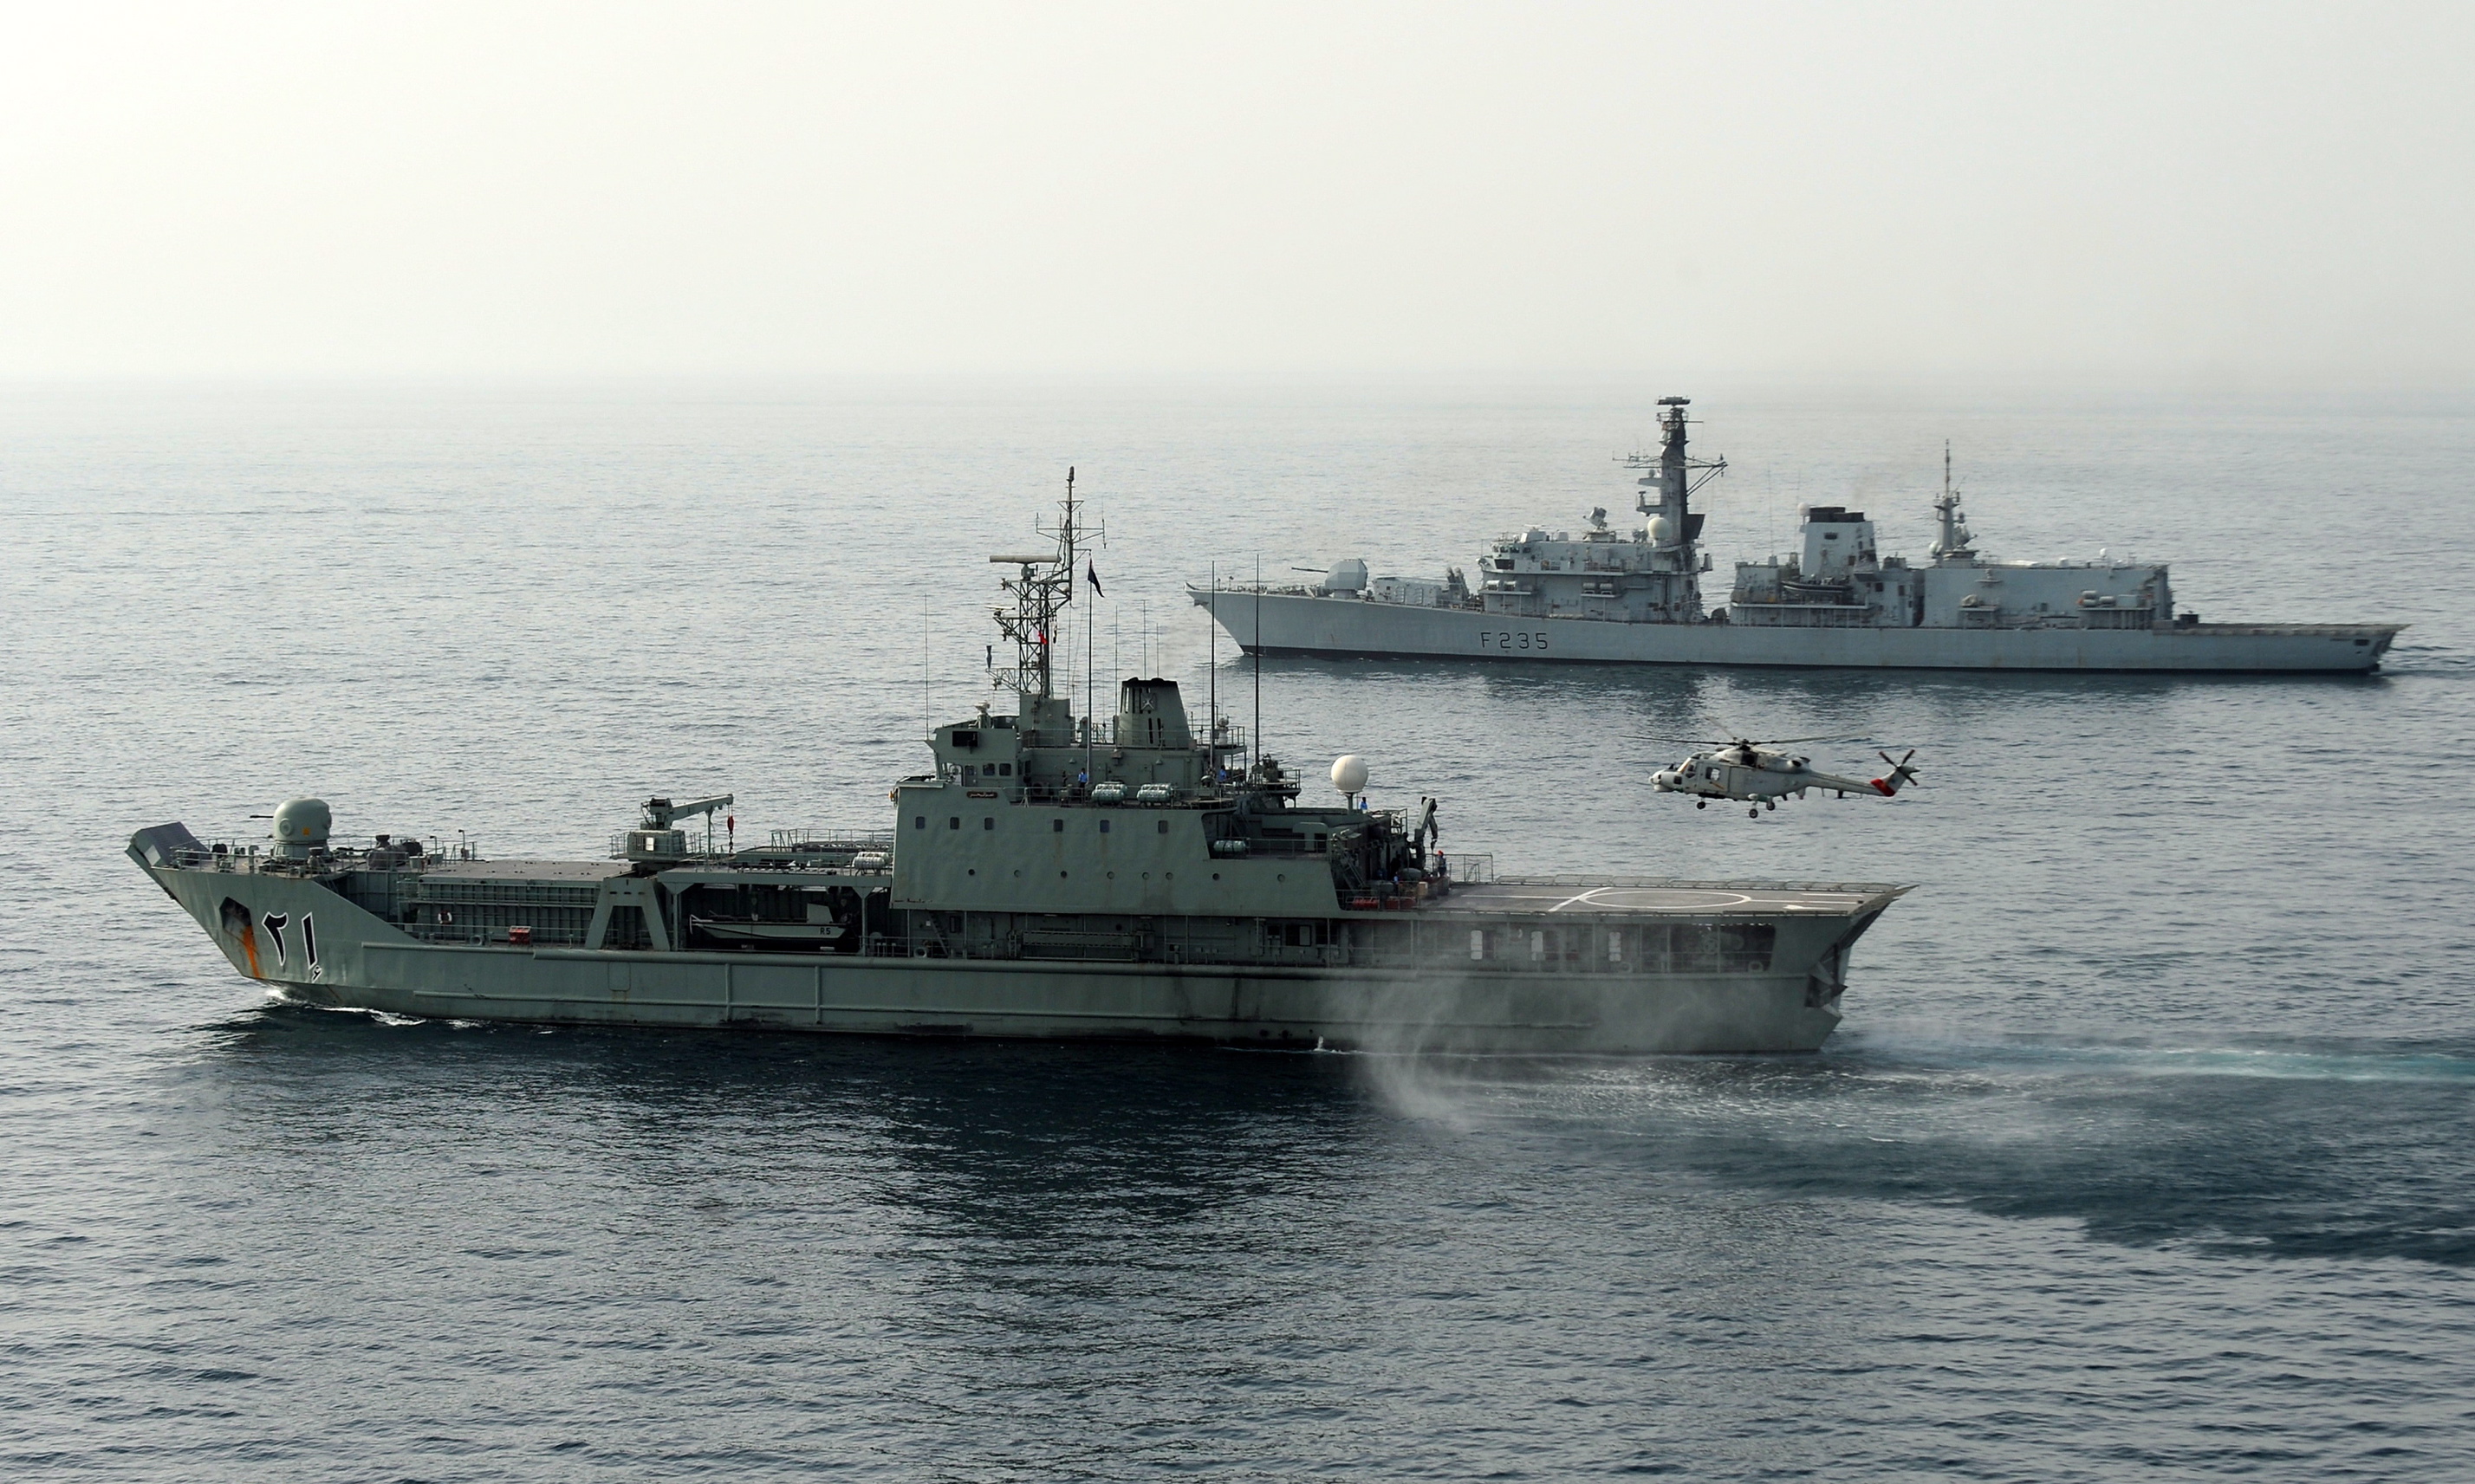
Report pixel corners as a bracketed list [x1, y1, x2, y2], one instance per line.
[1478, 632, 1550, 651]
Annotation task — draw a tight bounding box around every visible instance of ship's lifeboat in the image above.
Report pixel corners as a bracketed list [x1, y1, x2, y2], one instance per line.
[687, 917, 849, 950]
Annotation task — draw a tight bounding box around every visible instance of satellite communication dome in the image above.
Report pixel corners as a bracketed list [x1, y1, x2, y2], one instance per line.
[1647, 515, 1675, 545]
[1330, 755, 1368, 795]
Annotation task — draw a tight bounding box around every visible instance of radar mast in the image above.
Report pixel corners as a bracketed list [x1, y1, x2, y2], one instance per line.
[1931, 441, 1975, 561]
[1620, 395, 1728, 620]
[989, 469, 1088, 716]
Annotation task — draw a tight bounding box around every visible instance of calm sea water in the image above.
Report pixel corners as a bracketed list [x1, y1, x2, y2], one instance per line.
[3, 379, 2472, 1480]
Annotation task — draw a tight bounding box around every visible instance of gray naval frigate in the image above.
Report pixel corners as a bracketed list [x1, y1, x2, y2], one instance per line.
[1192, 398, 2401, 672]
[128, 476, 1906, 1055]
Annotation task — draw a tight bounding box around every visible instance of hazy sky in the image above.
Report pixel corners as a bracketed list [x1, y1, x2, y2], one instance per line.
[3, 2, 2469, 386]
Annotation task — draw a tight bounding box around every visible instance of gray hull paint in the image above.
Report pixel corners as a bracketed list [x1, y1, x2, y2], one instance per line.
[1194, 589, 2392, 673]
[142, 860, 1855, 1055]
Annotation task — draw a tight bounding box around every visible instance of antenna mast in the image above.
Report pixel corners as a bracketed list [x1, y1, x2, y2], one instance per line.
[1208, 561, 1219, 788]
[1251, 555, 1263, 781]
[1620, 395, 1726, 622]
[1084, 471, 1096, 788]
[1931, 440, 1973, 561]
[989, 468, 1083, 712]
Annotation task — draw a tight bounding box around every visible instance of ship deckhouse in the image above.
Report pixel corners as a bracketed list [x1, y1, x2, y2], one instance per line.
[1472, 397, 1723, 626]
[899, 476, 1434, 936]
[1726, 447, 2173, 631]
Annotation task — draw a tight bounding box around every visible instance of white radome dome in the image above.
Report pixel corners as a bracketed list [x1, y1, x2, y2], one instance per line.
[1647, 515, 1675, 545]
[1330, 755, 1369, 795]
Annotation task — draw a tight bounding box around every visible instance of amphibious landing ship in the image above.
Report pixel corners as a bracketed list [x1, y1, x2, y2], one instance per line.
[128, 476, 1905, 1054]
[1192, 398, 2401, 672]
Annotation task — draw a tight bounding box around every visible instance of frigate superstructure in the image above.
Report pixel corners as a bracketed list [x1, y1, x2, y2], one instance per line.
[1191, 398, 2402, 672]
[130, 473, 1907, 1054]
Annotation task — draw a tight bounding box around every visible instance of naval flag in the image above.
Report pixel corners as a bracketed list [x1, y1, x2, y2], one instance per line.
[1086, 562, 1105, 599]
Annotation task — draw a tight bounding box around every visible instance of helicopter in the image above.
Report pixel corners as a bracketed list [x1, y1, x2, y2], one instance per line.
[1649, 735, 1923, 818]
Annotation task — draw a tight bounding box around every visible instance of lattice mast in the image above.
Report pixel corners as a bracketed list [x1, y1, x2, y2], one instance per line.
[990, 468, 1094, 708]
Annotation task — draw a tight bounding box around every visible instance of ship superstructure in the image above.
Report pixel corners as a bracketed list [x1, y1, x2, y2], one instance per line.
[130, 473, 1907, 1054]
[1193, 400, 2401, 671]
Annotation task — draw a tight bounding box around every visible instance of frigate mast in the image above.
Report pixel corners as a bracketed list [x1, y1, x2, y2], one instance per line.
[1930, 440, 1974, 561]
[1617, 395, 1728, 620]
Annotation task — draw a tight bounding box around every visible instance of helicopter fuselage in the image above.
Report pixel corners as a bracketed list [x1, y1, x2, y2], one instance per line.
[1652, 749, 1891, 805]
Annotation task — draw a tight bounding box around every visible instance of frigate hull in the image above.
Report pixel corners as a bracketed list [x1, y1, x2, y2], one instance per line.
[135, 851, 1874, 1056]
[1195, 588, 2394, 673]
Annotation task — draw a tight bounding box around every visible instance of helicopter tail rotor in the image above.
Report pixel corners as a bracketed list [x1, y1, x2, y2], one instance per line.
[1869, 748, 1922, 796]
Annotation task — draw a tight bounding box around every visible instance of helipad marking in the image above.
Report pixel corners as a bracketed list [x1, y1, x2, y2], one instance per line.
[1546, 888, 1757, 913]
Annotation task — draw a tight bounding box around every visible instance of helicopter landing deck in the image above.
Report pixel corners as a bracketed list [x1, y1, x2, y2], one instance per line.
[1437, 880, 1905, 917]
